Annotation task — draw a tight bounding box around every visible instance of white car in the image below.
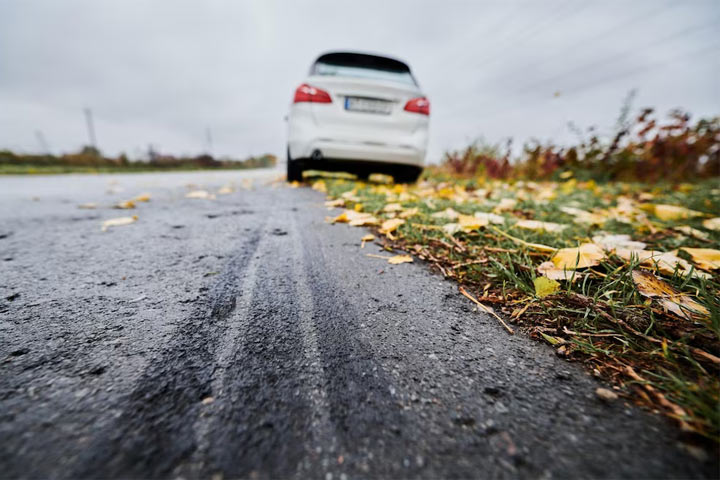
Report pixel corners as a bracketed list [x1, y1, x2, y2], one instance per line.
[286, 51, 429, 183]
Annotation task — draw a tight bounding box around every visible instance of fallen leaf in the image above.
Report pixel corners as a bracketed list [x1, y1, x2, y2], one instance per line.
[133, 193, 151, 202]
[560, 206, 605, 225]
[494, 198, 517, 212]
[534, 276, 560, 298]
[114, 200, 136, 209]
[650, 204, 704, 221]
[680, 248, 720, 270]
[324, 198, 345, 208]
[474, 211, 505, 224]
[431, 208, 460, 219]
[383, 203, 403, 212]
[101, 215, 138, 232]
[616, 249, 710, 278]
[312, 180, 327, 192]
[388, 254, 413, 264]
[217, 186, 235, 195]
[361, 234, 375, 242]
[631, 270, 709, 319]
[515, 219, 567, 232]
[78, 203, 97, 209]
[592, 234, 646, 251]
[442, 223, 462, 235]
[552, 243, 604, 270]
[399, 207, 420, 219]
[673, 226, 709, 241]
[379, 218, 405, 235]
[458, 214, 488, 231]
[186, 190, 215, 199]
[702, 217, 720, 231]
[537, 261, 585, 281]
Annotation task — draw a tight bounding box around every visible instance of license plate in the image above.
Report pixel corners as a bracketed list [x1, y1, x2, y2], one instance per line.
[344, 97, 392, 115]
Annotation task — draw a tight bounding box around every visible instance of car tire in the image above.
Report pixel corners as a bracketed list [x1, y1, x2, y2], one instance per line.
[393, 165, 422, 184]
[286, 147, 304, 182]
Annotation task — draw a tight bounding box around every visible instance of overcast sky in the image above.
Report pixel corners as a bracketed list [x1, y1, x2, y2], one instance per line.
[1, 0, 718, 162]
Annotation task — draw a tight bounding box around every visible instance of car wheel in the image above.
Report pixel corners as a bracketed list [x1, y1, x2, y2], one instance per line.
[286, 147, 304, 182]
[393, 166, 422, 184]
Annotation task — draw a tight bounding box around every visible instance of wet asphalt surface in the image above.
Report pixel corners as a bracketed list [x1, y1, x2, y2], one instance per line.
[0, 169, 717, 479]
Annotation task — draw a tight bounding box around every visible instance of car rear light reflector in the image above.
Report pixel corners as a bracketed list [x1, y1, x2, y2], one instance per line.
[404, 97, 430, 115]
[293, 83, 332, 103]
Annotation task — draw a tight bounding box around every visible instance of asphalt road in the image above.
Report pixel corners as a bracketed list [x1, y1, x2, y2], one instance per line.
[0, 169, 715, 479]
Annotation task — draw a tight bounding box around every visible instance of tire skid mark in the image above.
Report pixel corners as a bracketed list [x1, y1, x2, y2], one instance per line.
[288, 214, 339, 473]
[72, 224, 267, 479]
[202, 213, 314, 479]
[299, 227, 420, 474]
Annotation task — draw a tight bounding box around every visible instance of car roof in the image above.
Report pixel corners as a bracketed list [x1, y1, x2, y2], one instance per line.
[313, 51, 412, 73]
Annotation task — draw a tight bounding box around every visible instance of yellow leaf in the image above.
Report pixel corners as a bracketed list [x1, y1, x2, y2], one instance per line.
[458, 214, 488, 231]
[133, 193, 151, 202]
[680, 248, 720, 270]
[331, 212, 349, 223]
[552, 243, 604, 270]
[101, 215, 138, 232]
[631, 270, 709, 319]
[114, 200, 136, 209]
[354, 203, 363, 212]
[399, 207, 419, 219]
[702, 217, 720, 231]
[515, 219, 567, 233]
[388, 254, 413, 265]
[651, 204, 704, 222]
[324, 198, 345, 208]
[361, 234, 375, 242]
[383, 203, 403, 212]
[534, 276, 560, 298]
[311, 180, 326, 192]
[379, 218, 405, 235]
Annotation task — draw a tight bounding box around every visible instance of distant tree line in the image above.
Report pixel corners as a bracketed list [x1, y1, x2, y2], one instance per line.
[0, 146, 276, 172]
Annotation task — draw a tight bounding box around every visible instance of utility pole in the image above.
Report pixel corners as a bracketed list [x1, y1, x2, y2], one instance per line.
[35, 130, 50, 155]
[84, 108, 97, 150]
[205, 127, 213, 156]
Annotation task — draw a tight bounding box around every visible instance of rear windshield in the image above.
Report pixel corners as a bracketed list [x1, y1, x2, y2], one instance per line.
[311, 53, 417, 86]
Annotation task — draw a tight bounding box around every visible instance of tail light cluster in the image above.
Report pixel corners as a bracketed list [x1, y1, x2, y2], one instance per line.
[293, 83, 430, 116]
[293, 83, 332, 103]
[404, 97, 430, 115]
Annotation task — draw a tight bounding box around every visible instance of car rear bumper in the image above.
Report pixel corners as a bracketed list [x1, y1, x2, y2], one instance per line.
[291, 138, 425, 167]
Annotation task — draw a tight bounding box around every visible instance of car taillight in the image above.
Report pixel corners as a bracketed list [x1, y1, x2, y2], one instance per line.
[293, 83, 332, 103]
[404, 97, 430, 115]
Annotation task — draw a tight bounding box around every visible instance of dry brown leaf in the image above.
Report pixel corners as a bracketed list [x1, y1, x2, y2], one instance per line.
[631, 270, 709, 320]
[680, 248, 720, 270]
[551, 243, 604, 269]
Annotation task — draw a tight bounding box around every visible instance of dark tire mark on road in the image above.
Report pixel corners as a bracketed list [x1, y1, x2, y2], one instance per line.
[203, 231, 313, 479]
[74, 228, 265, 479]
